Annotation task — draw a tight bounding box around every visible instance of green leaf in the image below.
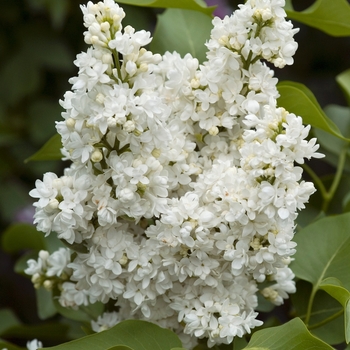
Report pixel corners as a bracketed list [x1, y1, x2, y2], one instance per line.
[291, 280, 345, 344]
[46, 0, 70, 29]
[0, 341, 23, 350]
[1, 223, 47, 253]
[106, 346, 134, 350]
[151, 8, 212, 63]
[242, 317, 332, 349]
[116, 0, 214, 16]
[36, 288, 57, 320]
[290, 213, 350, 343]
[336, 68, 350, 106]
[25, 133, 62, 162]
[313, 105, 350, 158]
[277, 81, 349, 141]
[0, 309, 21, 335]
[319, 277, 350, 343]
[43, 320, 182, 350]
[291, 212, 350, 290]
[285, 0, 350, 37]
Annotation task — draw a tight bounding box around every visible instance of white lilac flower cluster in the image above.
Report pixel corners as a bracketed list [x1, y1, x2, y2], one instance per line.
[26, 0, 322, 347]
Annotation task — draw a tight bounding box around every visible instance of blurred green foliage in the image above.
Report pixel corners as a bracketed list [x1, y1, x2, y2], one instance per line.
[0, 0, 154, 346]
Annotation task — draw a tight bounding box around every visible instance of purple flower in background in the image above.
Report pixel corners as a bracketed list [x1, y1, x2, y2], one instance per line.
[15, 205, 35, 224]
[205, 0, 233, 18]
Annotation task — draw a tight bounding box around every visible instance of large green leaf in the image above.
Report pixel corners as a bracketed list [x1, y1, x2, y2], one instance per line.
[277, 81, 350, 141]
[43, 320, 182, 350]
[314, 105, 350, 157]
[291, 280, 345, 344]
[291, 212, 350, 290]
[151, 8, 212, 63]
[116, 0, 214, 16]
[285, 0, 350, 37]
[1, 223, 47, 253]
[25, 133, 62, 162]
[319, 277, 350, 343]
[242, 317, 332, 349]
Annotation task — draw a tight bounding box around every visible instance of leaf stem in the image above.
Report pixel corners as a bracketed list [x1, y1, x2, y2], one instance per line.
[301, 162, 327, 199]
[307, 308, 344, 330]
[112, 50, 122, 81]
[304, 285, 317, 326]
[322, 145, 348, 212]
[302, 144, 348, 213]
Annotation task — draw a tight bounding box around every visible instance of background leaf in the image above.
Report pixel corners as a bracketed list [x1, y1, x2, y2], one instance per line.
[1, 223, 47, 253]
[277, 81, 349, 141]
[151, 9, 212, 63]
[285, 0, 350, 36]
[336, 68, 350, 106]
[0, 309, 21, 335]
[116, 0, 214, 16]
[319, 277, 350, 343]
[25, 134, 62, 162]
[291, 213, 350, 343]
[243, 317, 332, 349]
[36, 288, 57, 320]
[291, 280, 345, 345]
[291, 212, 350, 290]
[43, 320, 182, 350]
[314, 105, 350, 159]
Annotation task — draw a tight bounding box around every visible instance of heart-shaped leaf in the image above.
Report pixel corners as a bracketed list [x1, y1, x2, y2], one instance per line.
[314, 105, 350, 157]
[243, 317, 333, 349]
[319, 277, 350, 343]
[291, 212, 350, 291]
[277, 81, 349, 141]
[151, 8, 212, 63]
[285, 0, 350, 36]
[43, 320, 182, 350]
[116, 0, 214, 16]
[291, 280, 345, 345]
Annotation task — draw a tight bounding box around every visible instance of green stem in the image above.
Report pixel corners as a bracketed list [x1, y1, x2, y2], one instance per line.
[302, 145, 348, 213]
[308, 308, 344, 330]
[301, 162, 327, 199]
[322, 145, 348, 212]
[304, 285, 317, 326]
[112, 50, 122, 81]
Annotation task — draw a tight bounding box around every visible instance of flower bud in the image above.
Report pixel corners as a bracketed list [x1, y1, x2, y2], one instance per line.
[91, 149, 103, 163]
